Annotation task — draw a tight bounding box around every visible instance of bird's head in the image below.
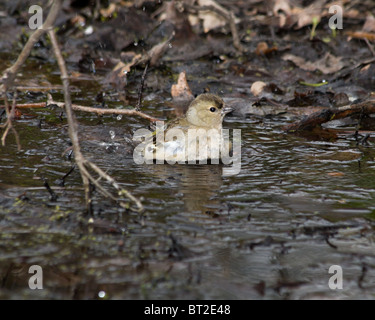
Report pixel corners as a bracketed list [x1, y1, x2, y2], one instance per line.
[185, 93, 233, 128]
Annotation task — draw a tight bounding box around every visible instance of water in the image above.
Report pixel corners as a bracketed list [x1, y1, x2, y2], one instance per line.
[0, 58, 375, 300]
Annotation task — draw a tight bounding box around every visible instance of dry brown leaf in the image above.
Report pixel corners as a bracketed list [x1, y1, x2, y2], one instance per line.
[171, 71, 194, 101]
[196, 0, 240, 33]
[282, 52, 344, 74]
[100, 3, 117, 18]
[273, 0, 291, 27]
[250, 81, 267, 96]
[273, 0, 291, 16]
[363, 14, 375, 32]
[295, 0, 325, 29]
[198, 0, 226, 32]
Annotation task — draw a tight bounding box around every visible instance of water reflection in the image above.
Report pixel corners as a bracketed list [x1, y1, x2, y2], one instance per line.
[149, 164, 223, 214]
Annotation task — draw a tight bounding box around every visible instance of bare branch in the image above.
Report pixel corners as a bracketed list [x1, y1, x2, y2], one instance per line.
[284, 100, 375, 132]
[1, 92, 21, 150]
[46, 94, 159, 122]
[48, 28, 144, 213]
[0, 1, 62, 93]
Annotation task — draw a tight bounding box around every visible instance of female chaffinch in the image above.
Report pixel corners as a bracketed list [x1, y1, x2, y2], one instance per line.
[145, 93, 233, 162]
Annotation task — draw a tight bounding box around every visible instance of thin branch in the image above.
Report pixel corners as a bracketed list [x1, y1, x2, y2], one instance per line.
[86, 161, 143, 211]
[48, 28, 144, 213]
[0, 102, 46, 109]
[0, 99, 160, 122]
[46, 94, 159, 122]
[1, 92, 21, 150]
[364, 38, 375, 57]
[136, 62, 149, 111]
[0, 0, 145, 212]
[0, 94, 10, 129]
[284, 100, 375, 132]
[47, 27, 92, 208]
[0, 1, 62, 93]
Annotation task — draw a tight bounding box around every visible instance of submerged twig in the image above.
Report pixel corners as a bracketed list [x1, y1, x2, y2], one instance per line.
[136, 62, 149, 111]
[1, 92, 21, 150]
[43, 178, 58, 201]
[284, 100, 375, 132]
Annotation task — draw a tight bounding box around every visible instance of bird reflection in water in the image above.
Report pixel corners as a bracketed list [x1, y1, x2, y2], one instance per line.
[150, 163, 223, 214]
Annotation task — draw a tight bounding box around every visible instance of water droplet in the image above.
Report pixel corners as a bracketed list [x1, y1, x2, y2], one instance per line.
[168, 43, 172, 48]
[142, 6, 145, 11]
[98, 291, 106, 298]
[117, 115, 122, 121]
[134, 42, 138, 47]
[109, 130, 115, 139]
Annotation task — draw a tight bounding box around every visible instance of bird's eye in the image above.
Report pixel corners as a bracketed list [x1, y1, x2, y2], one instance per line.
[210, 107, 216, 112]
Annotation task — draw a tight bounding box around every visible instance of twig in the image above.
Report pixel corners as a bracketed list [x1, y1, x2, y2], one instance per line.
[284, 100, 375, 132]
[364, 38, 375, 57]
[1, 92, 21, 150]
[43, 177, 58, 201]
[0, 99, 160, 122]
[1, 0, 145, 212]
[46, 94, 159, 122]
[48, 28, 144, 213]
[0, 1, 61, 93]
[47, 26, 92, 207]
[86, 161, 144, 211]
[0, 0, 61, 147]
[136, 62, 149, 111]
[0, 102, 46, 109]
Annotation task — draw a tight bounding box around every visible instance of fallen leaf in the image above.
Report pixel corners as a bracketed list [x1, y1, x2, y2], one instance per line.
[99, 3, 117, 18]
[282, 52, 345, 74]
[363, 14, 375, 33]
[273, 0, 291, 27]
[198, 0, 226, 33]
[295, 0, 325, 29]
[197, 0, 240, 33]
[171, 71, 194, 101]
[273, 0, 291, 16]
[251, 81, 267, 96]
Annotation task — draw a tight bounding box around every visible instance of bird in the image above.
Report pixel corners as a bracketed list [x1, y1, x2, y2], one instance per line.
[144, 93, 233, 163]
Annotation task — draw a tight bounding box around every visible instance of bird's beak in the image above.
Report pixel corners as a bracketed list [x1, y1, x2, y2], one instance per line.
[221, 105, 234, 115]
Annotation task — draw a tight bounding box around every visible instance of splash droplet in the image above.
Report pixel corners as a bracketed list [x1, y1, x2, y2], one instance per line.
[117, 115, 123, 121]
[109, 130, 115, 139]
